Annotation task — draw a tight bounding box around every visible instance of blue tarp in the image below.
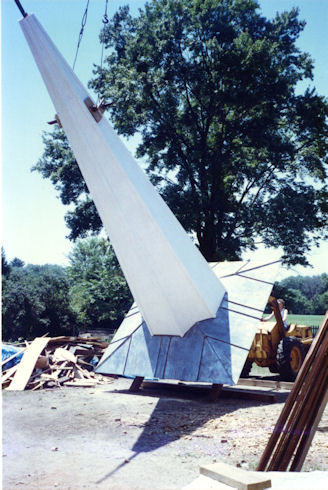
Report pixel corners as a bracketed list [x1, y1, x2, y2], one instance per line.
[2, 344, 24, 370]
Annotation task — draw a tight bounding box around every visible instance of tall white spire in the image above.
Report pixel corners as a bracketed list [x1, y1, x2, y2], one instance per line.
[20, 14, 226, 336]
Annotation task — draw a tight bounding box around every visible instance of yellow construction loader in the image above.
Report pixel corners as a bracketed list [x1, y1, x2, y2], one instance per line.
[241, 297, 313, 381]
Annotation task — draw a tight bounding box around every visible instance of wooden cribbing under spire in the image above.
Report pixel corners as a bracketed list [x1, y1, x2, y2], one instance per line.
[257, 311, 328, 472]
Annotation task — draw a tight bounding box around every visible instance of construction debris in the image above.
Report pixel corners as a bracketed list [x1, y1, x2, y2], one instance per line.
[2, 336, 112, 391]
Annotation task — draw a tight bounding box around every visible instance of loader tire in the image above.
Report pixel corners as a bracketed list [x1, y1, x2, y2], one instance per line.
[277, 336, 305, 381]
[240, 359, 253, 378]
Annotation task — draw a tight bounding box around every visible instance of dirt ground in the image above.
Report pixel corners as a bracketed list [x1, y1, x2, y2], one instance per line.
[2, 377, 328, 489]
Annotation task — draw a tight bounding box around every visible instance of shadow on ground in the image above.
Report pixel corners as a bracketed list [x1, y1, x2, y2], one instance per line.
[96, 380, 288, 484]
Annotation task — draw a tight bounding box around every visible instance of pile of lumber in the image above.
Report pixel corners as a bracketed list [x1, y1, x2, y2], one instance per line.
[257, 311, 328, 471]
[2, 336, 112, 391]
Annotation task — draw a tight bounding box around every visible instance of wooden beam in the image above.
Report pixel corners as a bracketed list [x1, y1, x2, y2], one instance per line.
[237, 378, 293, 391]
[129, 376, 144, 392]
[139, 380, 276, 403]
[291, 382, 328, 471]
[208, 383, 223, 401]
[222, 387, 276, 403]
[200, 462, 271, 490]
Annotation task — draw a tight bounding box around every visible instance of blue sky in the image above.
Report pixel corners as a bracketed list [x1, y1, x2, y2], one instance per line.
[1, 0, 328, 277]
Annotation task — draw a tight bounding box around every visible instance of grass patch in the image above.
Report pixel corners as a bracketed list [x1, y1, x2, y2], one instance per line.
[288, 314, 324, 327]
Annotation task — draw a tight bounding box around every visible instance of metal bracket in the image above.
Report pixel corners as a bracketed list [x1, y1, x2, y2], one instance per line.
[84, 97, 103, 123]
[84, 97, 114, 123]
[47, 114, 62, 128]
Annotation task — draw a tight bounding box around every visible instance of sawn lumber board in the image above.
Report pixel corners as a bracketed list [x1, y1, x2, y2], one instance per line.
[200, 462, 271, 490]
[6, 337, 49, 391]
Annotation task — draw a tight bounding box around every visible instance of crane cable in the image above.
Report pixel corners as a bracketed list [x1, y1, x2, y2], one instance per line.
[72, 0, 109, 72]
[48, 0, 111, 126]
[72, 0, 110, 107]
[14, 0, 28, 17]
[72, 0, 91, 71]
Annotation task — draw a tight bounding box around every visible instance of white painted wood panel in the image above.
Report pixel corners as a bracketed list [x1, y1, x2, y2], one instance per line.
[20, 14, 226, 336]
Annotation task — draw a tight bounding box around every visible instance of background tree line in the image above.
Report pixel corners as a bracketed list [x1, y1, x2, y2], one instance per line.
[273, 274, 328, 315]
[1, 242, 132, 342]
[2, 241, 327, 342]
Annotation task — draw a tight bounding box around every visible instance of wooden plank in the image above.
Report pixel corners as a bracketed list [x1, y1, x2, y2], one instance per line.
[221, 387, 276, 403]
[277, 327, 328, 470]
[266, 349, 325, 470]
[31, 381, 45, 391]
[1, 365, 19, 384]
[52, 347, 77, 364]
[237, 378, 293, 391]
[288, 366, 328, 469]
[279, 355, 328, 471]
[6, 338, 49, 391]
[257, 313, 328, 471]
[273, 353, 328, 471]
[200, 462, 271, 490]
[292, 380, 328, 470]
[75, 364, 93, 379]
[208, 383, 223, 401]
[64, 379, 98, 387]
[271, 368, 326, 471]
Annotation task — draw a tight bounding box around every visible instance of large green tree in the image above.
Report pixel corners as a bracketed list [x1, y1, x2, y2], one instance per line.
[67, 237, 132, 331]
[34, 0, 328, 265]
[2, 263, 77, 341]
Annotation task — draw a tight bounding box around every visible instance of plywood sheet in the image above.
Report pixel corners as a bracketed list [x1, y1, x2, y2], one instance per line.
[7, 337, 49, 391]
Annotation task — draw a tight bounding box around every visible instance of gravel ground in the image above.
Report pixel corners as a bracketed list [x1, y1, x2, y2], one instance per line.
[2, 377, 328, 489]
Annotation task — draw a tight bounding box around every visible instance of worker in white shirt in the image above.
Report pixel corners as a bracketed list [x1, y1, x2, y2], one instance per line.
[262, 298, 288, 330]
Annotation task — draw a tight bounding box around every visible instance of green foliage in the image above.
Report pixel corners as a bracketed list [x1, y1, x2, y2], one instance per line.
[32, 129, 102, 241]
[273, 273, 328, 314]
[34, 0, 328, 265]
[1, 247, 11, 278]
[10, 257, 25, 268]
[67, 237, 132, 331]
[2, 263, 78, 341]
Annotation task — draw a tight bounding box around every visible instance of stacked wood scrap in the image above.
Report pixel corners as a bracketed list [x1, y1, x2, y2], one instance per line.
[257, 311, 328, 472]
[2, 335, 113, 391]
